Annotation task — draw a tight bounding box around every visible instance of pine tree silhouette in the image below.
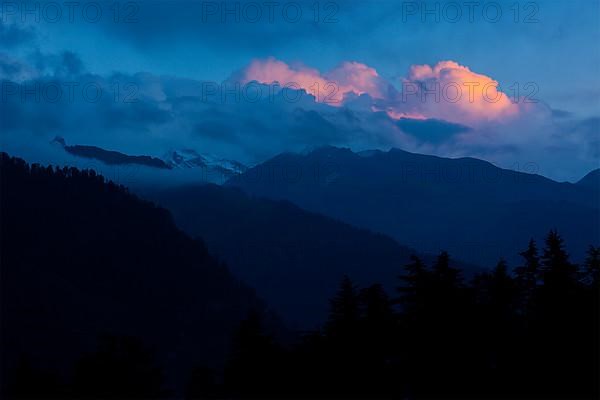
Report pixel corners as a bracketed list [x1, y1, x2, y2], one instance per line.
[359, 284, 394, 353]
[540, 230, 578, 288]
[431, 250, 463, 289]
[326, 275, 360, 340]
[186, 366, 223, 400]
[224, 311, 283, 398]
[72, 335, 165, 399]
[358, 284, 396, 393]
[514, 238, 540, 313]
[396, 254, 429, 314]
[360, 284, 394, 330]
[583, 245, 600, 286]
[533, 230, 591, 398]
[7, 356, 66, 399]
[488, 259, 518, 317]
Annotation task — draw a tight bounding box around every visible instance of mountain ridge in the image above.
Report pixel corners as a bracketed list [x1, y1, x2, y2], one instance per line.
[577, 168, 600, 189]
[226, 146, 599, 266]
[147, 183, 481, 329]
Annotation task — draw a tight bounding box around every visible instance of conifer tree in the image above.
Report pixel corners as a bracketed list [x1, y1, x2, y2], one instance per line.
[432, 250, 463, 288]
[514, 238, 540, 312]
[396, 255, 429, 313]
[326, 275, 360, 340]
[540, 230, 578, 289]
[583, 245, 600, 286]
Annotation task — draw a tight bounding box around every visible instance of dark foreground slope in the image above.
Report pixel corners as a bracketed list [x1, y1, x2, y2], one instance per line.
[148, 184, 478, 329]
[0, 153, 273, 397]
[228, 146, 599, 266]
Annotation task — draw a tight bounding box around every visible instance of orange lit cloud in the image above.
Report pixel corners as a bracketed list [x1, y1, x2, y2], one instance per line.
[396, 60, 521, 125]
[240, 58, 528, 126]
[377, 108, 427, 121]
[240, 57, 385, 105]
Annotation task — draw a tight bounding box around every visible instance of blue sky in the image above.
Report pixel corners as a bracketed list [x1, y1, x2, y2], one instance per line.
[25, 0, 598, 113]
[1, 0, 599, 180]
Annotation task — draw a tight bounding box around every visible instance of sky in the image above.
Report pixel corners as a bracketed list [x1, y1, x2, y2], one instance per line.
[1, 0, 599, 181]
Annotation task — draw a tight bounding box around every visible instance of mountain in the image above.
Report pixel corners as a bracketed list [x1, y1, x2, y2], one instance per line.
[226, 146, 599, 266]
[0, 153, 277, 395]
[51, 136, 172, 169]
[147, 184, 479, 329]
[577, 168, 600, 190]
[163, 149, 248, 182]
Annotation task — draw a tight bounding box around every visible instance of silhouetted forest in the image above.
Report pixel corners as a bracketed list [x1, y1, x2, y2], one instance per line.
[1, 153, 598, 399]
[0, 153, 279, 399]
[185, 235, 598, 399]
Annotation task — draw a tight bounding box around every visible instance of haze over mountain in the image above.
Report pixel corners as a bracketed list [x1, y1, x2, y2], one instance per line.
[48, 137, 248, 185]
[148, 184, 478, 328]
[227, 146, 600, 266]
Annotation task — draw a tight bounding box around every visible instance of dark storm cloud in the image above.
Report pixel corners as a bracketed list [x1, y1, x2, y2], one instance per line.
[31, 50, 85, 77]
[396, 118, 470, 143]
[0, 49, 173, 147]
[194, 118, 239, 143]
[0, 20, 35, 48]
[0, 53, 35, 80]
[551, 109, 574, 119]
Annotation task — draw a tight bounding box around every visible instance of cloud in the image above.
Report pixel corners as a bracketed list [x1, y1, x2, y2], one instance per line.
[0, 53, 38, 81]
[31, 50, 84, 78]
[0, 21, 35, 49]
[396, 118, 470, 143]
[550, 108, 574, 119]
[1, 49, 597, 182]
[239, 57, 388, 105]
[390, 60, 523, 126]
[237, 58, 538, 127]
[325, 61, 387, 100]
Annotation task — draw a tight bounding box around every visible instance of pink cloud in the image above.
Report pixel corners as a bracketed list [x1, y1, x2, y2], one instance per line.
[240, 57, 386, 105]
[396, 60, 521, 125]
[239, 58, 532, 126]
[327, 61, 385, 99]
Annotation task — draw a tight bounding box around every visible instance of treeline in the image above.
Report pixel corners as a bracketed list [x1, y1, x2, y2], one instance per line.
[15, 233, 592, 399]
[2, 153, 598, 399]
[199, 232, 599, 399]
[0, 153, 274, 400]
